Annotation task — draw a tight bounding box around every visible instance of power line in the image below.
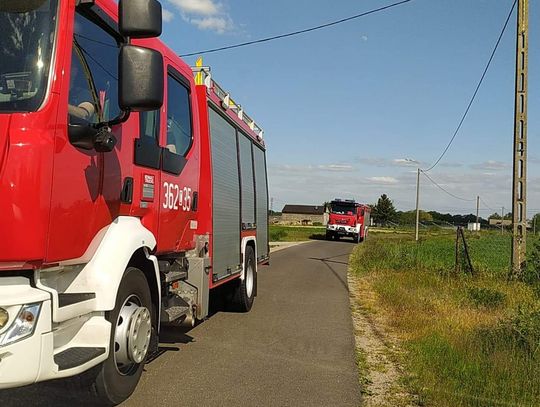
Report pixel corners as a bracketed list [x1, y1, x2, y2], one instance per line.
[421, 171, 476, 202]
[423, 0, 517, 172]
[479, 197, 495, 212]
[180, 0, 414, 57]
[479, 197, 499, 212]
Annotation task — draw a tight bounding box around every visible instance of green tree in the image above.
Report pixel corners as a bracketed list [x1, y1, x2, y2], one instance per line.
[372, 194, 397, 225]
[489, 212, 502, 220]
[398, 210, 433, 225]
[532, 213, 540, 235]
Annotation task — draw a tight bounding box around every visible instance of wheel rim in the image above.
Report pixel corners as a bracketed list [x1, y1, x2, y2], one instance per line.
[246, 263, 254, 298]
[114, 294, 152, 375]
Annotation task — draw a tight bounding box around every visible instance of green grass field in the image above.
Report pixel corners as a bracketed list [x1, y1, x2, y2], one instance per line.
[350, 231, 540, 407]
[269, 225, 326, 242]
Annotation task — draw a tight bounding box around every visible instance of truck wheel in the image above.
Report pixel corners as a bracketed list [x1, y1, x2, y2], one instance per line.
[92, 267, 153, 405]
[326, 232, 332, 240]
[231, 246, 257, 312]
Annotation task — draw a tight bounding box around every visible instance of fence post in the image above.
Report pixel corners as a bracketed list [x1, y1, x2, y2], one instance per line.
[459, 227, 475, 275]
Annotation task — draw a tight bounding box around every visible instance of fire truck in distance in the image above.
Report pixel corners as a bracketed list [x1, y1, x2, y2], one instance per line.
[0, 0, 268, 404]
[326, 199, 370, 243]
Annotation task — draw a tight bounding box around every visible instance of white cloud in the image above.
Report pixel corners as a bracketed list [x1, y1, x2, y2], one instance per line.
[317, 164, 354, 172]
[168, 0, 219, 15]
[367, 176, 398, 184]
[190, 16, 233, 34]
[361, 35, 368, 42]
[267, 161, 540, 216]
[167, 0, 234, 33]
[162, 9, 175, 22]
[439, 161, 464, 168]
[470, 160, 509, 171]
[358, 157, 422, 168]
[392, 158, 419, 166]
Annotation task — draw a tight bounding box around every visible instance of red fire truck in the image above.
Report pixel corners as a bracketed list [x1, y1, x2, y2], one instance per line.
[0, 0, 268, 404]
[326, 199, 370, 243]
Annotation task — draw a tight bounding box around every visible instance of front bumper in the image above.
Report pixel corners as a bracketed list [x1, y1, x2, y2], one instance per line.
[0, 276, 110, 390]
[327, 224, 359, 236]
[0, 277, 51, 389]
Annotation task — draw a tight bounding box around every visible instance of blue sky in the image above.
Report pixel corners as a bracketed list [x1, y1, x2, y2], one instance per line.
[160, 0, 539, 217]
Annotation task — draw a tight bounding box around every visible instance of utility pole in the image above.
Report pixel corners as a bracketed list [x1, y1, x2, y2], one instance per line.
[511, 0, 528, 277]
[476, 195, 480, 232]
[415, 168, 420, 241]
[502, 206, 505, 235]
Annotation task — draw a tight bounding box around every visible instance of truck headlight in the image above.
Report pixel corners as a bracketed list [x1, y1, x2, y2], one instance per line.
[0, 303, 41, 346]
[0, 308, 8, 329]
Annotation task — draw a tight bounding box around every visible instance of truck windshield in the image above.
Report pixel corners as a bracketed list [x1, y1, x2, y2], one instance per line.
[331, 203, 355, 215]
[0, 0, 58, 112]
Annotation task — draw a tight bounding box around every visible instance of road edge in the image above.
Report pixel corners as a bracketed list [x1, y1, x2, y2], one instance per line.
[348, 259, 418, 406]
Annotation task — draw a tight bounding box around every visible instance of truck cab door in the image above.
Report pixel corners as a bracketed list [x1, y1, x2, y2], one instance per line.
[155, 64, 199, 253]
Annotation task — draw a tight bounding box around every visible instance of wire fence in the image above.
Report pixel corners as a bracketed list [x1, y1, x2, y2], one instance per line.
[371, 222, 518, 278]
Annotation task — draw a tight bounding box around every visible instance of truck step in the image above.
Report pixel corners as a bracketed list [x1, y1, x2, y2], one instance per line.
[165, 270, 187, 283]
[54, 347, 106, 371]
[161, 305, 190, 323]
[58, 293, 96, 308]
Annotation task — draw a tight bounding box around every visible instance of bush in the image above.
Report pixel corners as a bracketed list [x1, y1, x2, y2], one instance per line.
[313, 222, 323, 226]
[270, 229, 287, 241]
[524, 239, 540, 284]
[466, 286, 506, 308]
[501, 306, 540, 356]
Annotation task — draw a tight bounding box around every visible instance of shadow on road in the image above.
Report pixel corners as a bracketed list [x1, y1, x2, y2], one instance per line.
[0, 293, 234, 406]
[309, 233, 326, 240]
[308, 252, 351, 293]
[309, 234, 359, 244]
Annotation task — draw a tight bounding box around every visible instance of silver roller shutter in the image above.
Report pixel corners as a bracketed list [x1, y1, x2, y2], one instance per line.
[238, 133, 255, 227]
[209, 108, 241, 280]
[253, 145, 268, 260]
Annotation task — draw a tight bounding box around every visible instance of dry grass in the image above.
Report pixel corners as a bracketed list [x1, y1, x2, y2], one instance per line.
[350, 232, 540, 407]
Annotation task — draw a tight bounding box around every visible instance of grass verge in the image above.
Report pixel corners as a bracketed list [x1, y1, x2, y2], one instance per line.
[350, 232, 540, 407]
[269, 225, 326, 242]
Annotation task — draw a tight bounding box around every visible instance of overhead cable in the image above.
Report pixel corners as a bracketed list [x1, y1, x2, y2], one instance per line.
[180, 0, 414, 57]
[421, 170, 476, 202]
[423, 0, 516, 172]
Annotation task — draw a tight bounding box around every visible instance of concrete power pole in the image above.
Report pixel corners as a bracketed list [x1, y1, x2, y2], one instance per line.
[511, 0, 528, 277]
[415, 168, 420, 241]
[476, 196, 480, 231]
[502, 206, 505, 235]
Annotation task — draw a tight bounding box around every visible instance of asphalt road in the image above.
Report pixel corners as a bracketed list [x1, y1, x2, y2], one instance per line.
[0, 239, 361, 407]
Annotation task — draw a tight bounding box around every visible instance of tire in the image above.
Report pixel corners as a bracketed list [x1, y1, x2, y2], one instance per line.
[91, 267, 153, 405]
[326, 232, 332, 240]
[231, 246, 257, 312]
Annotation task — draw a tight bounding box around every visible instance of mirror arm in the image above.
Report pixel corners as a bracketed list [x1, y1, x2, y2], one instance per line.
[103, 109, 131, 127]
[89, 110, 130, 153]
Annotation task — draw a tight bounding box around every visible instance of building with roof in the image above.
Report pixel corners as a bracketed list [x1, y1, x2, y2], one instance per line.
[281, 204, 328, 226]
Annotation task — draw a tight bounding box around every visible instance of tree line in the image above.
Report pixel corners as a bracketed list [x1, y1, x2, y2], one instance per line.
[369, 194, 518, 226]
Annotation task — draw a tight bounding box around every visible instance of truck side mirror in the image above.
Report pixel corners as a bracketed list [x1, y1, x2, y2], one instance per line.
[119, 45, 164, 111]
[119, 0, 162, 38]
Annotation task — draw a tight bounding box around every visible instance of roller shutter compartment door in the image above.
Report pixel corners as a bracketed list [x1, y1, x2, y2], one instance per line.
[238, 133, 255, 227]
[253, 145, 268, 260]
[209, 108, 241, 280]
